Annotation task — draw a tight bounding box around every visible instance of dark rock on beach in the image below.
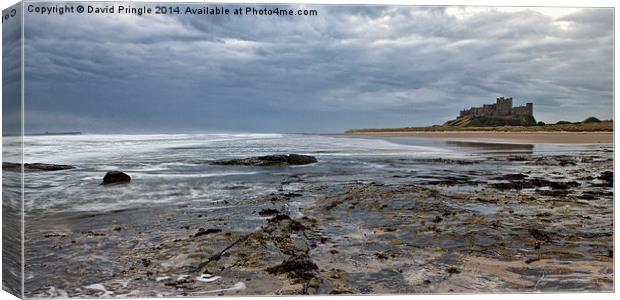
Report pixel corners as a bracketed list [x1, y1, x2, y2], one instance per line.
[102, 171, 131, 185]
[3, 162, 75, 172]
[265, 254, 319, 282]
[287, 154, 318, 165]
[268, 214, 292, 223]
[258, 208, 280, 216]
[596, 171, 613, 187]
[493, 173, 528, 181]
[210, 154, 317, 166]
[491, 177, 579, 190]
[192, 228, 222, 237]
[528, 228, 552, 242]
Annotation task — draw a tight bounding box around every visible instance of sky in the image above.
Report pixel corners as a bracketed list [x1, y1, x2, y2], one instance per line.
[17, 3, 614, 133]
[2, 1, 22, 136]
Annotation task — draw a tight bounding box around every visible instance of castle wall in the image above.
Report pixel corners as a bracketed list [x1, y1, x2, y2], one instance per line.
[512, 103, 533, 116]
[482, 104, 496, 115]
[511, 106, 528, 115]
[472, 107, 485, 116]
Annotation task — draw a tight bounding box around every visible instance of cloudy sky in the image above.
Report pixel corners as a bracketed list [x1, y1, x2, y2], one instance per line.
[21, 3, 613, 133]
[2, 1, 22, 136]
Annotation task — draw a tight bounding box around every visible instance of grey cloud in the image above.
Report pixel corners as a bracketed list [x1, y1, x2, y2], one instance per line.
[21, 3, 613, 133]
[3, 3, 23, 136]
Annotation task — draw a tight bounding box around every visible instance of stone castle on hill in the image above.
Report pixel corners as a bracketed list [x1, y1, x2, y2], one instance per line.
[458, 97, 533, 119]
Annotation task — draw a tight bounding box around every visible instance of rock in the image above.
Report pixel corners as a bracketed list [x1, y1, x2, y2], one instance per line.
[374, 252, 389, 260]
[44, 233, 67, 238]
[491, 178, 579, 190]
[597, 171, 613, 187]
[102, 171, 131, 185]
[413, 158, 478, 165]
[282, 192, 303, 199]
[537, 189, 569, 197]
[493, 173, 527, 181]
[192, 228, 222, 237]
[268, 214, 292, 223]
[525, 257, 541, 264]
[287, 154, 317, 165]
[421, 175, 481, 186]
[578, 193, 597, 200]
[506, 156, 529, 161]
[3, 162, 75, 172]
[528, 228, 552, 242]
[258, 208, 280, 216]
[329, 290, 354, 295]
[265, 254, 318, 281]
[536, 212, 552, 218]
[476, 197, 498, 203]
[210, 154, 317, 166]
[307, 277, 321, 295]
[141, 258, 151, 267]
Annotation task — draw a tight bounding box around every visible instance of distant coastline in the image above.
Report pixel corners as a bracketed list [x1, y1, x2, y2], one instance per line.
[346, 96, 613, 144]
[345, 120, 613, 144]
[28, 132, 83, 136]
[3, 132, 83, 137]
[346, 120, 612, 133]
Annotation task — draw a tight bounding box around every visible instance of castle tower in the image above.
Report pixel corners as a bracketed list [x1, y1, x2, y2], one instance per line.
[495, 97, 512, 116]
[525, 102, 533, 116]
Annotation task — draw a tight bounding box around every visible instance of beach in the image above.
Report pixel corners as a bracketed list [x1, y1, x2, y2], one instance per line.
[3, 133, 613, 296]
[345, 131, 613, 144]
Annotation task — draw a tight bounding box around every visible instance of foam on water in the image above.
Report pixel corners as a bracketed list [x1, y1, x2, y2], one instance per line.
[21, 133, 463, 213]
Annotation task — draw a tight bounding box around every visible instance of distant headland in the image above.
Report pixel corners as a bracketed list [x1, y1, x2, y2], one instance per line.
[345, 96, 612, 144]
[448, 97, 536, 127]
[29, 132, 83, 136]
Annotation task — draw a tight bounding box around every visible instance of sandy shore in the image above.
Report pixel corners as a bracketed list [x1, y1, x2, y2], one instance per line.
[345, 131, 613, 144]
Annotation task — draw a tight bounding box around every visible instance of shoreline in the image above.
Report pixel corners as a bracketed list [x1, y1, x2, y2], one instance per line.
[344, 131, 613, 144]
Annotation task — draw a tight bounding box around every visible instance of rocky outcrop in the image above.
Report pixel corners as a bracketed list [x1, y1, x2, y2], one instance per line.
[102, 171, 131, 185]
[211, 154, 317, 166]
[3, 162, 75, 172]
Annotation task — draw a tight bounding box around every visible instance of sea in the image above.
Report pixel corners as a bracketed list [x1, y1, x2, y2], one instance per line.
[2, 133, 608, 214]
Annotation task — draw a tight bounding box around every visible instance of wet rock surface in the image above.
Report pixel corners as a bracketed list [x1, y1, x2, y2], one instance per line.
[491, 177, 579, 190]
[210, 154, 318, 166]
[102, 171, 131, 185]
[3, 162, 75, 172]
[23, 147, 613, 297]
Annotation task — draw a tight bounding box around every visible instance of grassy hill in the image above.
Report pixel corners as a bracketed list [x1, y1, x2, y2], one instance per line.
[443, 115, 537, 127]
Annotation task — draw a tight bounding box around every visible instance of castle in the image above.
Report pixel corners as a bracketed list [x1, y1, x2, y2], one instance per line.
[458, 97, 533, 119]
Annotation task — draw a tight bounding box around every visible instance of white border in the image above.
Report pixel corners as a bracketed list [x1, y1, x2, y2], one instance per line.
[0, 1, 617, 300]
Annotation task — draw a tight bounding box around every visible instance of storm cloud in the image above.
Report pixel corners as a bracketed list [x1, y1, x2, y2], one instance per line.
[22, 4, 613, 133]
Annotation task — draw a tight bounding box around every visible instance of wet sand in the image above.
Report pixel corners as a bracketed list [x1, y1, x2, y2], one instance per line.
[23, 147, 614, 297]
[345, 131, 613, 144]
